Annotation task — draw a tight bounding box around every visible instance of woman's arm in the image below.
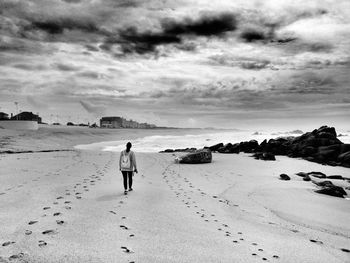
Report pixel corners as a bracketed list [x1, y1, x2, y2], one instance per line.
[119, 151, 122, 171]
[132, 152, 138, 172]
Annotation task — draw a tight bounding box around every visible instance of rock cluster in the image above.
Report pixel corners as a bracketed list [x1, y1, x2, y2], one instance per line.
[281, 171, 349, 198]
[208, 126, 350, 167]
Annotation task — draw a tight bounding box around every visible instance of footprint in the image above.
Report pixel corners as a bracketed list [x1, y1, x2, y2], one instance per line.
[38, 240, 47, 247]
[64, 201, 71, 204]
[8, 253, 24, 260]
[273, 255, 279, 258]
[28, 220, 38, 225]
[25, 230, 32, 235]
[53, 212, 62, 216]
[65, 206, 72, 210]
[56, 196, 63, 200]
[43, 207, 51, 210]
[341, 248, 350, 253]
[2, 241, 15, 247]
[120, 225, 129, 230]
[121, 246, 134, 253]
[0, 193, 5, 195]
[42, 230, 57, 235]
[109, 211, 117, 215]
[310, 239, 323, 245]
[129, 234, 135, 237]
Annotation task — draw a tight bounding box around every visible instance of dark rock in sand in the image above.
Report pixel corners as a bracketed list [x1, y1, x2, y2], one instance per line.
[162, 149, 174, 153]
[307, 171, 326, 179]
[327, 175, 343, 180]
[315, 185, 347, 198]
[303, 174, 311, 181]
[179, 149, 212, 164]
[252, 152, 276, 161]
[239, 140, 259, 153]
[279, 174, 290, 180]
[338, 151, 350, 166]
[208, 143, 224, 152]
[313, 180, 334, 188]
[295, 172, 308, 178]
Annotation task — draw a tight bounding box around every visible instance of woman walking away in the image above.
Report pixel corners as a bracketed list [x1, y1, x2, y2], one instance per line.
[119, 142, 138, 195]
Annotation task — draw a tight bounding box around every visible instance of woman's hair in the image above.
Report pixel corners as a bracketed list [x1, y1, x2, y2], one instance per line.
[126, 142, 132, 152]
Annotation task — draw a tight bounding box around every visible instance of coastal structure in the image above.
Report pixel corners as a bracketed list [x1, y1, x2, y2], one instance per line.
[11, 111, 42, 123]
[100, 116, 156, 129]
[0, 111, 42, 130]
[0, 112, 9, 120]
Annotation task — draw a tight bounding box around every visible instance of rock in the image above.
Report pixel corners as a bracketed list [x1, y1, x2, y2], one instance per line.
[208, 143, 224, 152]
[327, 175, 343, 180]
[279, 174, 290, 180]
[218, 143, 239, 154]
[252, 152, 276, 161]
[303, 175, 311, 181]
[313, 180, 334, 187]
[179, 149, 212, 164]
[307, 171, 326, 179]
[295, 172, 308, 178]
[161, 149, 174, 153]
[315, 185, 347, 198]
[338, 151, 350, 166]
[239, 140, 259, 153]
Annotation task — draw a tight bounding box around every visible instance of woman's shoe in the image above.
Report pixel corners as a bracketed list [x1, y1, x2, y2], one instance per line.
[124, 190, 128, 195]
[128, 188, 133, 192]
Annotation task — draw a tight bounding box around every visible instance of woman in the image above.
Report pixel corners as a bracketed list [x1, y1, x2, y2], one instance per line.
[119, 142, 138, 195]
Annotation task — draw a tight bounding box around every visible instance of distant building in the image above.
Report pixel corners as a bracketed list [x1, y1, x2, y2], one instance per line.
[0, 112, 9, 120]
[100, 116, 156, 129]
[11, 111, 42, 123]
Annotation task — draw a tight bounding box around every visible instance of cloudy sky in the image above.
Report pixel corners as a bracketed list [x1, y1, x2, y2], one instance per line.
[0, 0, 349, 130]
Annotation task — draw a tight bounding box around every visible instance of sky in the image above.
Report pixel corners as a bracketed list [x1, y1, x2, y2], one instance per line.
[0, 0, 349, 131]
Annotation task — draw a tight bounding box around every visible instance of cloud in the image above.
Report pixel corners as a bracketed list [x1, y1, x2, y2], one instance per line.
[80, 100, 106, 116]
[26, 96, 49, 109]
[54, 62, 80, 71]
[103, 12, 237, 54]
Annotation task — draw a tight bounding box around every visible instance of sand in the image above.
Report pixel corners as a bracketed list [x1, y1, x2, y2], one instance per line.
[0, 127, 350, 262]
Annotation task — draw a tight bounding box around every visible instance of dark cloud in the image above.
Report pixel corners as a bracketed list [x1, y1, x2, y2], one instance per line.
[54, 63, 80, 71]
[104, 12, 237, 54]
[240, 29, 267, 42]
[61, 0, 82, 3]
[28, 18, 100, 35]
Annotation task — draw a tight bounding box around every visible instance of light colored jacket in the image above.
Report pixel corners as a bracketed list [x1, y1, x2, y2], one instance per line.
[119, 150, 137, 172]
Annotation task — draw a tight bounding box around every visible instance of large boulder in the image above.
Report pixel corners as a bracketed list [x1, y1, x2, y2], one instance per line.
[338, 151, 350, 167]
[179, 149, 212, 164]
[239, 140, 259, 153]
[315, 185, 347, 198]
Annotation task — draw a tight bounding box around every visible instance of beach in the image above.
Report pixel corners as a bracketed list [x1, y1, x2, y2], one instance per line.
[1, 127, 350, 263]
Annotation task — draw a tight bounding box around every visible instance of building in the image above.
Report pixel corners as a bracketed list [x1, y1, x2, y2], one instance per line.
[0, 112, 9, 120]
[11, 111, 42, 123]
[100, 116, 156, 129]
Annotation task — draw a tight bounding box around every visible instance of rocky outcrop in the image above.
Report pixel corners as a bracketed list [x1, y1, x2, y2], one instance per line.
[315, 185, 347, 198]
[179, 149, 212, 164]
